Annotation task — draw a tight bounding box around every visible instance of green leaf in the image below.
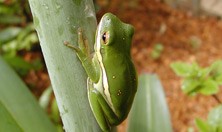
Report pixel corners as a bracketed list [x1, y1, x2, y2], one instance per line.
[199, 79, 219, 95]
[208, 105, 222, 131]
[215, 74, 222, 85]
[17, 24, 38, 50]
[0, 27, 22, 44]
[3, 55, 33, 76]
[210, 60, 222, 75]
[195, 118, 211, 132]
[39, 86, 53, 110]
[127, 74, 173, 132]
[170, 62, 193, 77]
[154, 43, 164, 51]
[198, 67, 211, 80]
[0, 5, 19, 15]
[18, 32, 38, 50]
[51, 98, 60, 123]
[28, 0, 100, 131]
[187, 127, 194, 132]
[0, 101, 23, 132]
[151, 50, 161, 59]
[1, 24, 38, 54]
[181, 78, 200, 95]
[210, 60, 222, 84]
[0, 15, 23, 24]
[0, 56, 57, 131]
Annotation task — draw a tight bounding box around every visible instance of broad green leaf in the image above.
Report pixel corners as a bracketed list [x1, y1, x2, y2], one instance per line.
[0, 56, 57, 132]
[182, 79, 200, 95]
[208, 105, 222, 131]
[170, 62, 193, 77]
[0, 27, 21, 44]
[0, 101, 22, 132]
[0, 5, 16, 15]
[198, 67, 211, 80]
[0, 15, 23, 24]
[127, 74, 172, 132]
[3, 55, 34, 76]
[199, 79, 219, 95]
[210, 60, 222, 75]
[215, 74, 222, 85]
[195, 118, 211, 132]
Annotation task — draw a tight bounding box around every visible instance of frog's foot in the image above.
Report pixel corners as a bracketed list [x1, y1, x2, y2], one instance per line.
[64, 28, 91, 61]
[64, 41, 79, 51]
[64, 28, 90, 56]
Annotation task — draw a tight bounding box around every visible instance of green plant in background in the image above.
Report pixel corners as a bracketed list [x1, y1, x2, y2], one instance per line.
[1, 24, 38, 56]
[171, 60, 222, 96]
[0, 0, 42, 76]
[195, 105, 222, 132]
[188, 36, 202, 50]
[0, 23, 42, 76]
[127, 74, 172, 132]
[171, 60, 222, 132]
[0, 57, 57, 132]
[0, 0, 26, 24]
[150, 43, 164, 60]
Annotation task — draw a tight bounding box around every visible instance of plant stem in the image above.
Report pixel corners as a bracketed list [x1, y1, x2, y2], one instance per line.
[212, 94, 221, 104]
[28, 0, 100, 131]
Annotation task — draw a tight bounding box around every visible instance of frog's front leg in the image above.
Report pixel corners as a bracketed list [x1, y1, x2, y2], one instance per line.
[64, 28, 99, 82]
[87, 79, 120, 132]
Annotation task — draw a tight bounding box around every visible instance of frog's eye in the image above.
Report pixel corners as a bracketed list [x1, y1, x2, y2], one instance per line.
[102, 32, 109, 44]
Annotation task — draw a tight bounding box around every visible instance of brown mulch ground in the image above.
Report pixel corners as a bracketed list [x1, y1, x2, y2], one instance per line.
[24, 0, 222, 131]
[98, 0, 222, 131]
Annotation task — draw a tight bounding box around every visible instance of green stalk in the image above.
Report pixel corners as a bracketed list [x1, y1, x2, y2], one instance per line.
[28, 0, 100, 131]
[0, 56, 56, 132]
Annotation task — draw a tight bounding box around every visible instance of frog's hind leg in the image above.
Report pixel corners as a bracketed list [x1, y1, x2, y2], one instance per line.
[87, 79, 119, 131]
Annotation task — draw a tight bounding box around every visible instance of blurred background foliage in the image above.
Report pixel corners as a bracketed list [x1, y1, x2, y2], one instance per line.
[0, 0, 42, 76]
[1, 0, 222, 131]
[0, 0, 61, 130]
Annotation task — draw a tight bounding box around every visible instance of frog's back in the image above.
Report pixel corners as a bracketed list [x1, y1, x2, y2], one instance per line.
[103, 52, 137, 120]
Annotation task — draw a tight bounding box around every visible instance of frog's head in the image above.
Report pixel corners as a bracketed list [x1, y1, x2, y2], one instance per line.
[95, 13, 134, 54]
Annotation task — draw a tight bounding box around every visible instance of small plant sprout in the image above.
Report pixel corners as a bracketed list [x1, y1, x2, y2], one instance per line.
[195, 105, 222, 132]
[150, 43, 164, 60]
[188, 36, 202, 50]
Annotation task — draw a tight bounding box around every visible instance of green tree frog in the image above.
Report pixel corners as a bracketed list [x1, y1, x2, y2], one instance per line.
[64, 13, 137, 131]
